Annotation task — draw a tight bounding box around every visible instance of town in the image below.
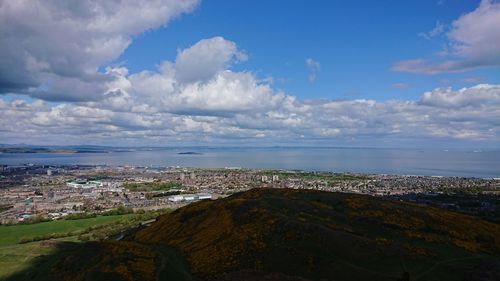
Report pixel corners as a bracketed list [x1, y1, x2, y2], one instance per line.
[1, 164, 499, 224]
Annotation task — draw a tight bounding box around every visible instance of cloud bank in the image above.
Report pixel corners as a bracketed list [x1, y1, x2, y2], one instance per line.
[0, 0, 499, 146]
[1, 38, 499, 145]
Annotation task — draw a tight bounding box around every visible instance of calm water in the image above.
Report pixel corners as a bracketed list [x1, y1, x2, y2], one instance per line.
[0, 147, 499, 178]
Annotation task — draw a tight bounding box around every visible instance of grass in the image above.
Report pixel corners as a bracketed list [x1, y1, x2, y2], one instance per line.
[123, 181, 182, 192]
[0, 215, 133, 280]
[0, 215, 132, 247]
[0, 241, 57, 279]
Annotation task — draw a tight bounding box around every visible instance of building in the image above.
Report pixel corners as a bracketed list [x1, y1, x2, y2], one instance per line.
[67, 180, 103, 189]
[198, 194, 212, 200]
[167, 193, 212, 202]
[168, 195, 184, 202]
[183, 194, 197, 201]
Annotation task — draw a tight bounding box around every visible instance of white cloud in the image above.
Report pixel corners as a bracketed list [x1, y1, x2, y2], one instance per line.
[171, 71, 286, 114]
[305, 58, 321, 82]
[419, 84, 500, 108]
[0, 0, 200, 100]
[418, 21, 445, 40]
[449, 0, 500, 59]
[175, 37, 247, 84]
[1, 83, 499, 145]
[126, 37, 286, 116]
[392, 0, 500, 74]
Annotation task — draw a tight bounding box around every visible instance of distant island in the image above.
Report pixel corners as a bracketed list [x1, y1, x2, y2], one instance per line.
[0, 146, 206, 155]
[0, 147, 78, 154]
[0, 145, 136, 154]
[0, 147, 108, 154]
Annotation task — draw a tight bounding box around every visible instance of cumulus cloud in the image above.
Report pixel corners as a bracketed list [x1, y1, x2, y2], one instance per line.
[0, 0, 199, 100]
[175, 37, 247, 84]
[305, 58, 321, 82]
[392, 0, 500, 74]
[122, 37, 287, 116]
[419, 84, 500, 108]
[449, 0, 500, 59]
[1, 82, 499, 145]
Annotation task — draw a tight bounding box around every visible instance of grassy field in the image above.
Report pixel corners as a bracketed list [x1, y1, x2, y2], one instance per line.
[123, 181, 182, 192]
[0, 241, 58, 280]
[0, 215, 131, 247]
[0, 215, 133, 280]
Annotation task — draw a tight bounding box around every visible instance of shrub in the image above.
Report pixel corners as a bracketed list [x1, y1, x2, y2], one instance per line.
[18, 237, 34, 244]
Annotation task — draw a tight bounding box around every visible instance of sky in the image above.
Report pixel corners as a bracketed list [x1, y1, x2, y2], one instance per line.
[0, 0, 499, 148]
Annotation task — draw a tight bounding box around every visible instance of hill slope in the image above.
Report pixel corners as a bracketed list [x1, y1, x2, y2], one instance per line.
[8, 188, 500, 281]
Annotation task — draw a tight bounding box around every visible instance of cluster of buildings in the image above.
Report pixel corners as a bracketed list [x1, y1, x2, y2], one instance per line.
[0, 164, 499, 224]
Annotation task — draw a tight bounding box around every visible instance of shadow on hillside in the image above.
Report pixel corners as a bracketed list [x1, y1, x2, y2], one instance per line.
[5, 239, 500, 281]
[5, 242, 89, 281]
[4, 240, 196, 281]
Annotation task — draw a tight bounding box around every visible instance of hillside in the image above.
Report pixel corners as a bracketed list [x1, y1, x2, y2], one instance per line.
[7, 188, 500, 281]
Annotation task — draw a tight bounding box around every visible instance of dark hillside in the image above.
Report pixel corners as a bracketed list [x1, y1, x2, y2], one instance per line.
[7, 188, 500, 281]
[133, 188, 500, 281]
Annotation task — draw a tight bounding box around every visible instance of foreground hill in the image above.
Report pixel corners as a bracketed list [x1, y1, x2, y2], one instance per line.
[8, 188, 500, 281]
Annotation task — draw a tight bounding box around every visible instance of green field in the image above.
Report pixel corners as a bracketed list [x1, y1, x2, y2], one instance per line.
[123, 181, 182, 192]
[0, 215, 132, 247]
[0, 242, 58, 280]
[0, 215, 133, 279]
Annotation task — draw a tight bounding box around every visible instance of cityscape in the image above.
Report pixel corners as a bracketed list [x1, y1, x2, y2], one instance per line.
[2, 164, 499, 225]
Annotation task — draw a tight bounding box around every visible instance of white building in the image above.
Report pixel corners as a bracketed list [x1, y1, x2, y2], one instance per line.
[198, 194, 212, 200]
[167, 193, 212, 202]
[168, 195, 184, 202]
[183, 194, 197, 201]
[67, 180, 103, 189]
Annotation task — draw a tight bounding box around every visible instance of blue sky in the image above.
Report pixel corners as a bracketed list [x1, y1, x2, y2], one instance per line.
[120, 0, 498, 101]
[0, 0, 499, 147]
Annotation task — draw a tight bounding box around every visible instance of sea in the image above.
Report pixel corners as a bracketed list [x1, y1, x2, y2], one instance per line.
[0, 147, 499, 178]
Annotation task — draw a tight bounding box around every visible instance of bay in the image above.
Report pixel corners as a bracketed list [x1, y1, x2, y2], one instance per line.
[0, 147, 499, 178]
